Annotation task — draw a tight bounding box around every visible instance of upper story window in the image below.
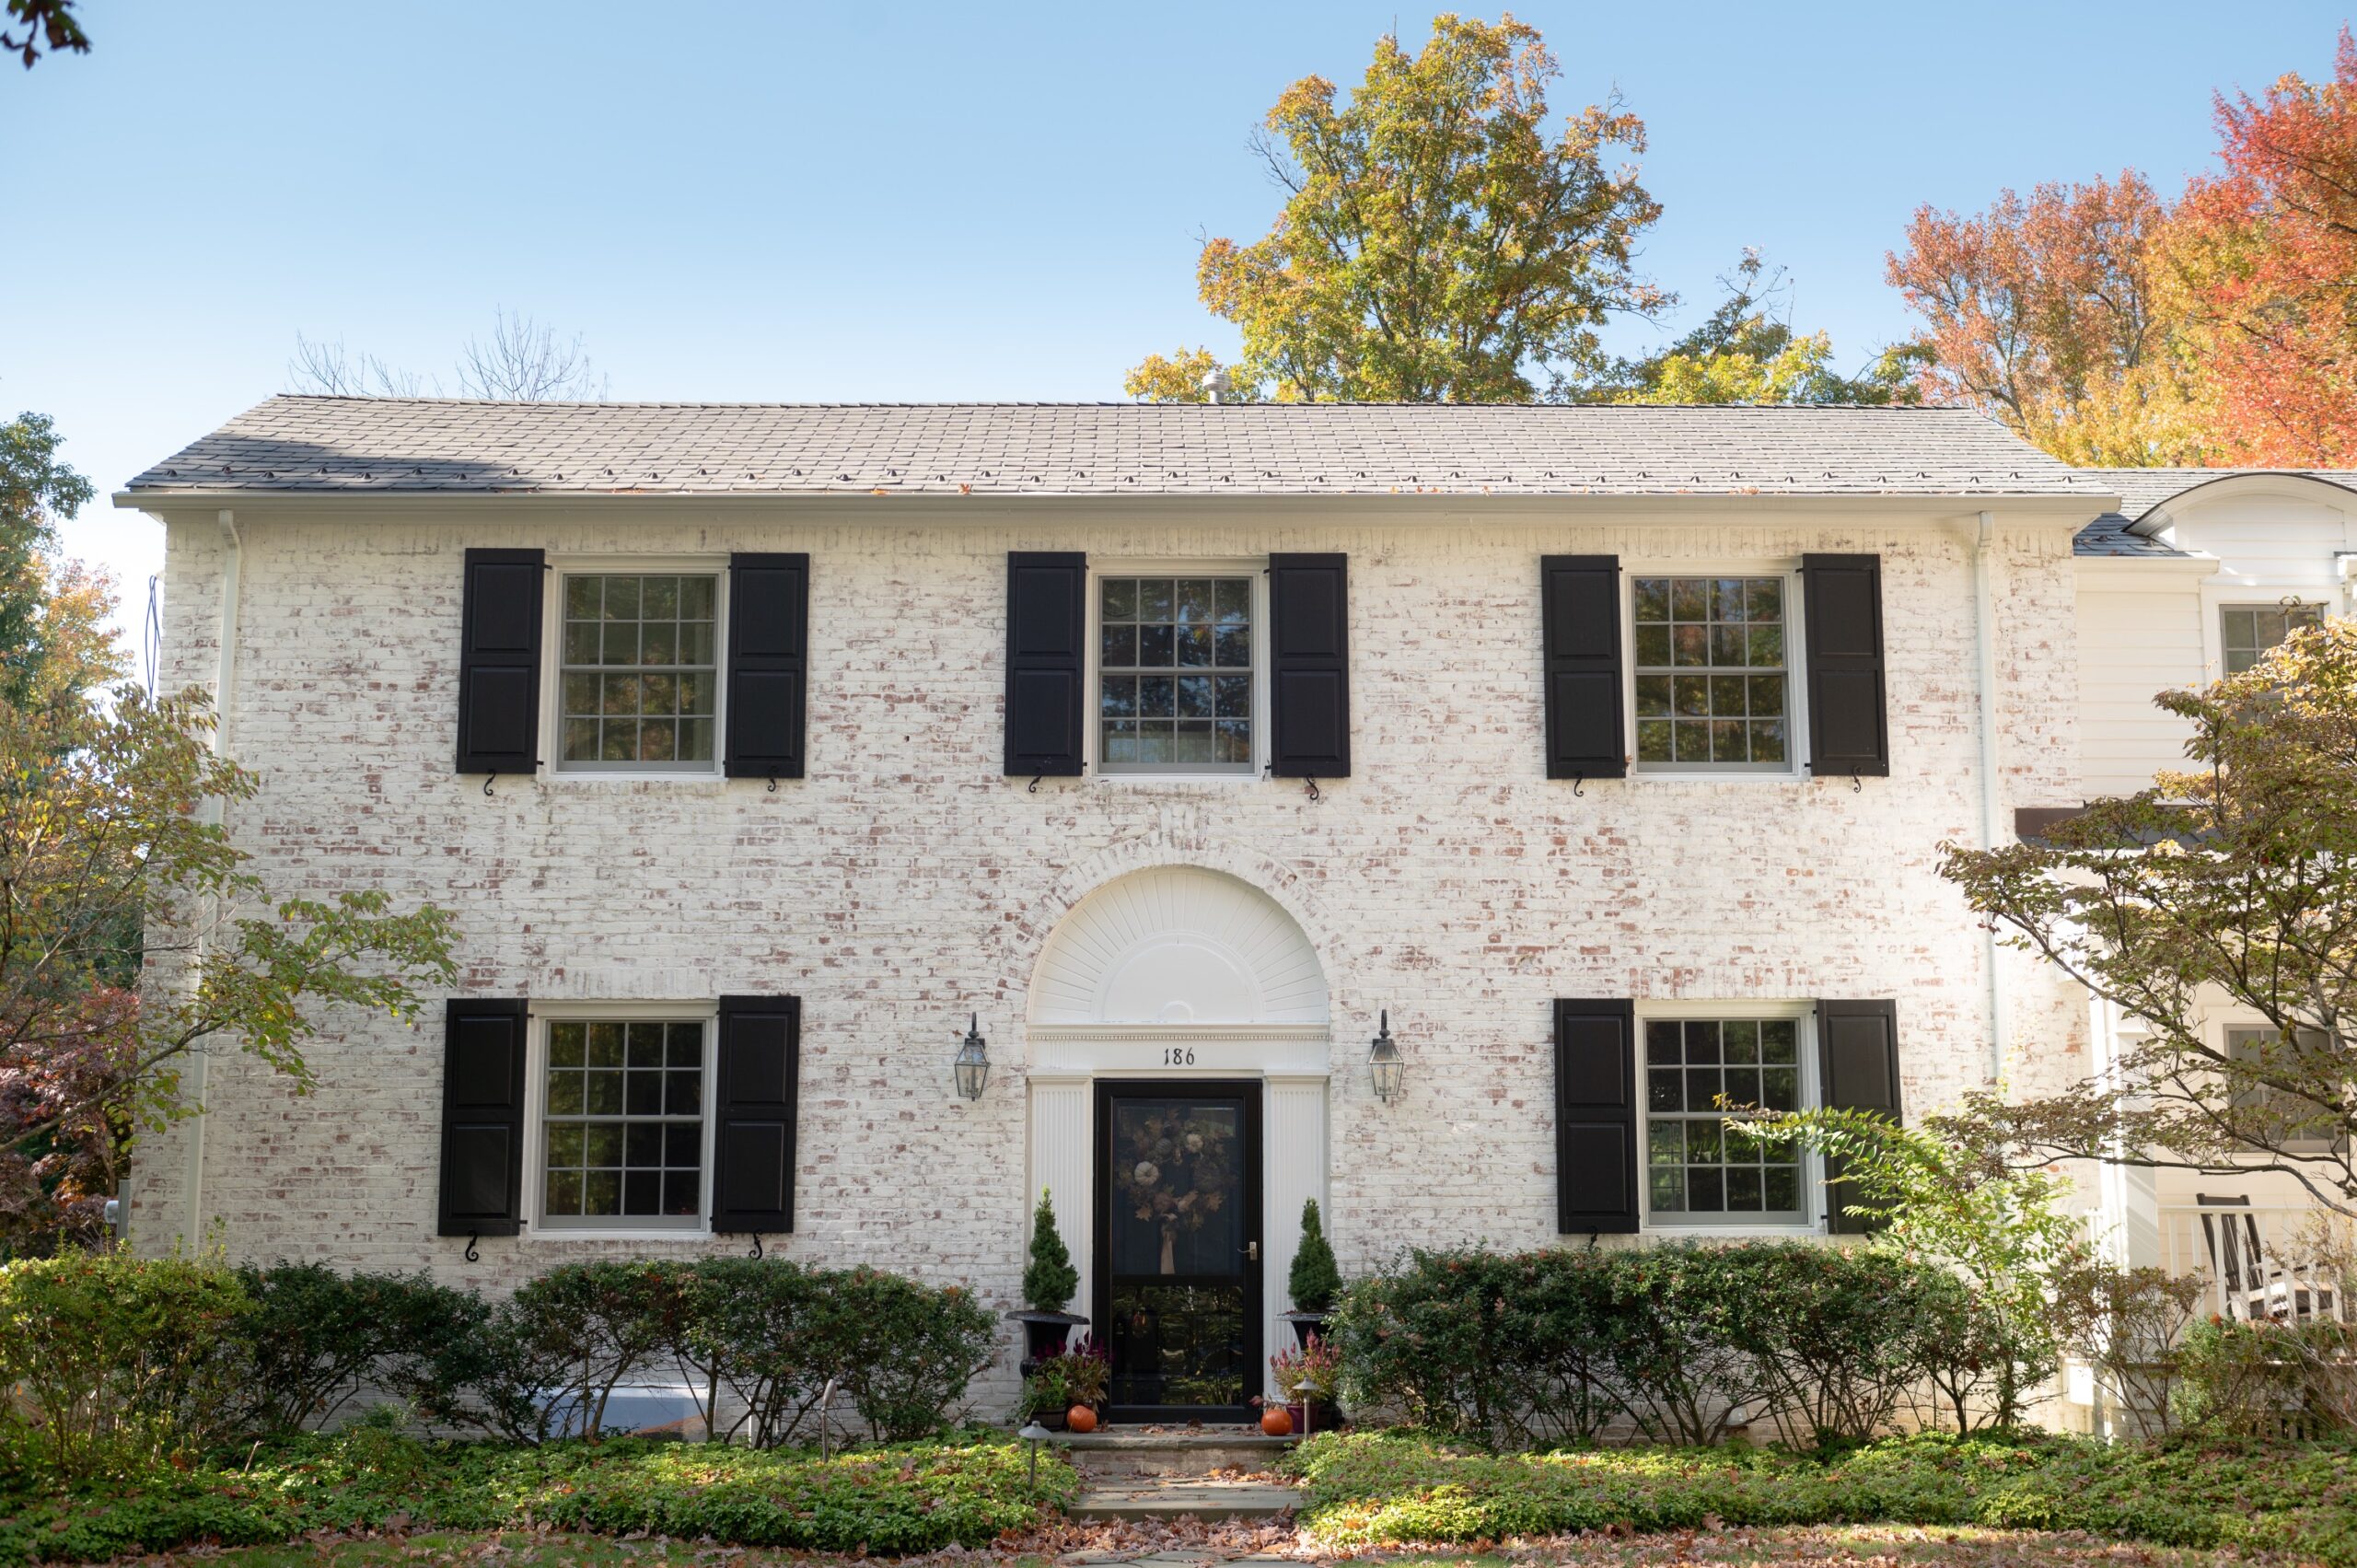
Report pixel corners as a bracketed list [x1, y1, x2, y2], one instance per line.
[559, 574, 718, 772]
[2220, 602, 2321, 675]
[540, 1017, 708, 1230]
[1632, 575, 1791, 772]
[1645, 1016, 1807, 1224]
[1096, 575, 1257, 774]
[2223, 1025, 2340, 1152]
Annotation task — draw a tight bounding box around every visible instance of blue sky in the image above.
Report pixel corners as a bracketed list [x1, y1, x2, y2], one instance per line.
[6, 1, 2350, 648]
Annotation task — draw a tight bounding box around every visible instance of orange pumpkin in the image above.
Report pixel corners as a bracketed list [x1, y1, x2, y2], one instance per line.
[1260, 1405, 1294, 1437]
[1066, 1404, 1098, 1434]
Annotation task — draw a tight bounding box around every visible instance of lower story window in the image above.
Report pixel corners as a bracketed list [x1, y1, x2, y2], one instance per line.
[2221, 602, 2321, 676]
[541, 1018, 706, 1228]
[1645, 1016, 1805, 1223]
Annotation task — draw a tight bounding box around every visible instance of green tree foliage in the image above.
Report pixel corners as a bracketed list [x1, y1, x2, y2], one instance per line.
[2, 0, 87, 69]
[0, 412, 99, 708]
[1127, 14, 1664, 403]
[1939, 620, 2357, 1215]
[1596, 253, 1924, 406]
[1287, 1196, 1341, 1312]
[1021, 1188, 1077, 1312]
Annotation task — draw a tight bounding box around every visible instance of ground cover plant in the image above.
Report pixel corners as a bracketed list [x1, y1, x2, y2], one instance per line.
[0, 1423, 1073, 1564]
[1285, 1430, 2357, 1563]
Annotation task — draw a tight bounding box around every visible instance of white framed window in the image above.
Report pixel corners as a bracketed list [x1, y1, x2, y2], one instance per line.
[1640, 1005, 1816, 1227]
[1629, 569, 1805, 775]
[527, 1004, 716, 1234]
[549, 563, 725, 775]
[1087, 562, 1267, 777]
[2219, 601, 2321, 676]
[2222, 1024, 2340, 1153]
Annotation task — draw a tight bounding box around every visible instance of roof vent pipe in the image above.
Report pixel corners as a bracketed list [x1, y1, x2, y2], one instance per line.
[1202, 366, 1232, 405]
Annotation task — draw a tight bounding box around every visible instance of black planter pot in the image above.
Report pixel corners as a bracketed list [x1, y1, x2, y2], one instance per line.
[1009, 1309, 1089, 1374]
[1281, 1309, 1331, 1349]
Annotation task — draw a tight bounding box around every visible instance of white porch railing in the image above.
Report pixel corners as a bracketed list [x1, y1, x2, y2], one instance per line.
[2158, 1202, 2355, 1324]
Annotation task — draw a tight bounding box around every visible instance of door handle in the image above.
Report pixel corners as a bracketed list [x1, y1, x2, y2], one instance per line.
[1245, 1241, 1260, 1262]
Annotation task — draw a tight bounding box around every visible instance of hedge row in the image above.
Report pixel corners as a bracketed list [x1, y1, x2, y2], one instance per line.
[0, 1250, 997, 1486]
[1286, 1430, 2357, 1562]
[1326, 1241, 2026, 1446]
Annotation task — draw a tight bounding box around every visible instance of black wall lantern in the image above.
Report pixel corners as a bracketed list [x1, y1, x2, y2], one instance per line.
[1368, 1009, 1404, 1102]
[953, 1013, 990, 1100]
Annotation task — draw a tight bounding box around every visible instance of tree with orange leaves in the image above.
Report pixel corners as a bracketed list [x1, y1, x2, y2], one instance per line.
[1884, 172, 2208, 465]
[2167, 29, 2357, 467]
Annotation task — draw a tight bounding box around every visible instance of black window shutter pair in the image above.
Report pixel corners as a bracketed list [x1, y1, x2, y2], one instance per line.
[1539, 554, 1889, 779]
[453, 549, 808, 778]
[435, 993, 800, 1237]
[1551, 997, 1901, 1235]
[1003, 552, 1350, 778]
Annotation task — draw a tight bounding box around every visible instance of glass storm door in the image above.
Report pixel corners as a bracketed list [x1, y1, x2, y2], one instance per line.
[1095, 1080, 1262, 1421]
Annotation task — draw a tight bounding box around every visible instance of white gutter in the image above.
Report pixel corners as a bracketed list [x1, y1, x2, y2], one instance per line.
[180, 508, 242, 1249]
[1971, 512, 2009, 1086]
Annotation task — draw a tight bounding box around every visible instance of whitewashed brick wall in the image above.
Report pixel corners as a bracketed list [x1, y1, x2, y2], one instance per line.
[126, 505, 2090, 1406]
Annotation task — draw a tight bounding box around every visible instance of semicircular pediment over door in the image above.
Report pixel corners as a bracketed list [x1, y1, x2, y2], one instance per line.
[1029, 865, 1329, 1027]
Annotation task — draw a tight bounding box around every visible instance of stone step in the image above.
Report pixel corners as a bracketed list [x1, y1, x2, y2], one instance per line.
[1066, 1479, 1300, 1522]
[1058, 1428, 1297, 1480]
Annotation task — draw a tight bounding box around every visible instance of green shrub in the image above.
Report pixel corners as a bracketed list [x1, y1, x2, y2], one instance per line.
[1287, 1197, 1341, 1314]
[1330, 1241, 1955, 1448]
[459, 1260, 701, 1442]
[232, 1260, 487, 1433]
[678, 1256, 830, 1446]
[0, 1248, 256, 1484]
[1022, 1189, 1079, 1313]
[823, 1267, 995, 1442]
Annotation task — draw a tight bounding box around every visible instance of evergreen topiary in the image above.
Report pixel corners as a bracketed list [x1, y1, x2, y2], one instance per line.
[1023, 1189, 1079, 1313]
[1288, 1197, 1341, 1313]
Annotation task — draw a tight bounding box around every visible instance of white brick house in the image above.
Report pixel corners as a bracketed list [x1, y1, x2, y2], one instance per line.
[114, 398, 2124, 1417]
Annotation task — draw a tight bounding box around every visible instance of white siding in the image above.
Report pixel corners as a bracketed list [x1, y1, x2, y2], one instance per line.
[2075, 570, 2208, 798]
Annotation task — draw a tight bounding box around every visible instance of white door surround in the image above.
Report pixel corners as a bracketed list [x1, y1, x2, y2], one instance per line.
[1023, 865, 1330, 1399]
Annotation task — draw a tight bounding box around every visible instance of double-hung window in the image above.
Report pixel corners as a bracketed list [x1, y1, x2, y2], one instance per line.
[1631, 575, 1794, 772]
[2220, 602, 2321, 676]
[2223, 1025, 2340, 1152]
[1094, 571, 1260, 774]
[538, 1016, 710, 1231]
[558, 572, 720, 772]
[1643, 1015, 1808, 1224]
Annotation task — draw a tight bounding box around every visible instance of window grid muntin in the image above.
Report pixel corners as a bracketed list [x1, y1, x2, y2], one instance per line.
[2221, 602, 2321, 676]
[1632, 575, 1791, 771]
[1645, 1017, 1805, 1221]
[1097, 575, 1256, 773]
[558, 573, 719, 771]
[541, 1018, 706, 1228]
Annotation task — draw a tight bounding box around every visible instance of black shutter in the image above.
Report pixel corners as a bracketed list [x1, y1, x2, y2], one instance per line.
[1541, 555, 1626, 780]
[725, 552, 809, 780]
[1817, 998, 1902, 1234]
[1801, 553, 1889, 777]
[1555, 998, 1639, 1234]
[454, 548, 544, 775]
[1005, 552, 1086, 776]
[437, 998, 528, 1237]
[712, 993, 800, 1234]
[1269, 552, 1351, 777]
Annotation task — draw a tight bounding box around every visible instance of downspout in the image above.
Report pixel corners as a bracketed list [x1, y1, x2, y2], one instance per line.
[1971, 512, 2009, 1087]
[181, 509, 242, 1248]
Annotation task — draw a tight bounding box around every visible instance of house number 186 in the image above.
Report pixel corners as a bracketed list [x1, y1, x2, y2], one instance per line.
[1162, 1047, 1197, 1065]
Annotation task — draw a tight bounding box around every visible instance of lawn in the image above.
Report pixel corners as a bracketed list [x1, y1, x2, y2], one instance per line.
[1286, 1430, 2357, 1562]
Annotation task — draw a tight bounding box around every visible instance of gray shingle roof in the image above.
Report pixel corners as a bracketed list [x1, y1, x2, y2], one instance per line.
[2081, 467, 2357, 523]
[2072, 513, 2191, 558]
[123, 396, 2110, 500]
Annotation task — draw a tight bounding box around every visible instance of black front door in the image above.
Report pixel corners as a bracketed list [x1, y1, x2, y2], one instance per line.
[1094, 1080, 1262, 1423]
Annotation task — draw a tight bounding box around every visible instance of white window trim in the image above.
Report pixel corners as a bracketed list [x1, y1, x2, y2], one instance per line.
[1620, 561, 1811, 781]
[539, 555, 731, 783]
[1083, 557, 1271, 783]
[1634, 999, 1824, 1236]
[521, 999, 719, 1241]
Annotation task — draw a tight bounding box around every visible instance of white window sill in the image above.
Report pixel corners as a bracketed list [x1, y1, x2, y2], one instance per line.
[524, 1226, 716, 1243]
[1642, 1222, 1827, 1239]
[1089, 772, 1270, 787]
[1629, 771, 1809, 784]
[536, 772, 732, 790]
